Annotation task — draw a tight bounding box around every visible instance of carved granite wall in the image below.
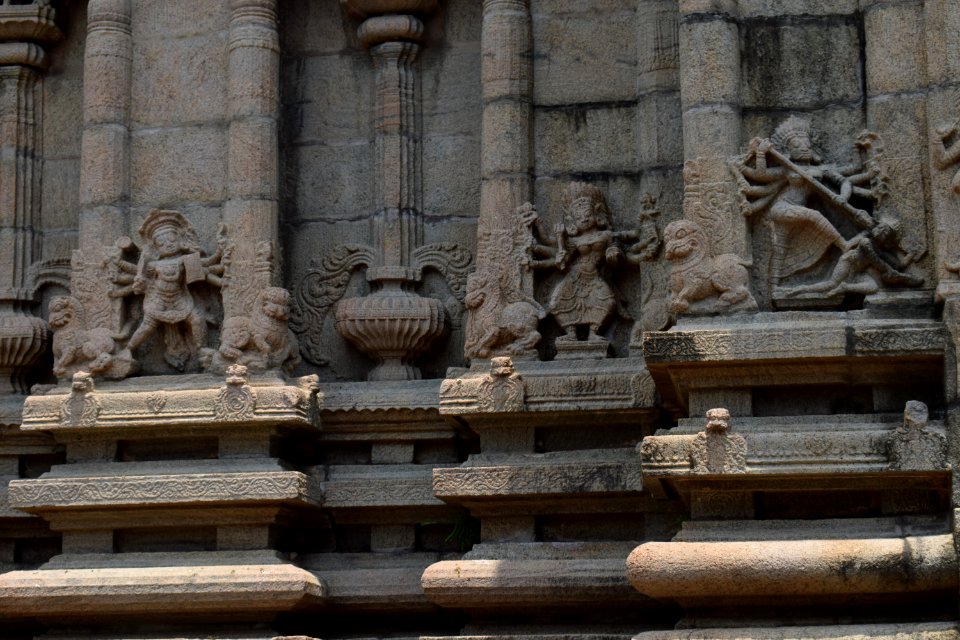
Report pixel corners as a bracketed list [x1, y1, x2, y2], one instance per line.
[2, 0, 960, 639]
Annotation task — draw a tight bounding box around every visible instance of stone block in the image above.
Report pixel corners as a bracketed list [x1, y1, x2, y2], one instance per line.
[422, 44, 481, 137]
[864, 1, 925, 95]
[422, 133, 481, 219]
[131, 32, 228, 127]
[292, 142, 374, 221]
[41, 158, 81, 231]
[131, 0, 230, 40]
[130, 126, 228, 205]
[279, 0, 353, 56]
[678, 18, 740, 108]
[533, 104, 637, 175]
[636, 90, 683, 167]
[532, 4, 637, 105]
[741, 19, 862, 109]
[923, 0, 960, 86]
[294, 53, 373, 142]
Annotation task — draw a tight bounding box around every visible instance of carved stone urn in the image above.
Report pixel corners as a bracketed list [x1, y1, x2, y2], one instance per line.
[0, 310, 47, 395]
[336, 280, 444, 382]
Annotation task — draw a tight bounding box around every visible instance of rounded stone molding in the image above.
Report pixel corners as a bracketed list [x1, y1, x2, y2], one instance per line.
[0, 311, 48, 395]
[358, 14, 424, 47]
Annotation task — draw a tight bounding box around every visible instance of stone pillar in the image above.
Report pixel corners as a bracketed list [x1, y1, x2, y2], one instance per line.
[478, 0, 532, 242]
[863, 0, 931, 282]
[0, 2, 62, 398]
[335, 1, 446, 381]
[635, 0, 681, 333]
[79, 0, 131, 251]
[222, 0, 280, 318]
[677, 0, 747, 259]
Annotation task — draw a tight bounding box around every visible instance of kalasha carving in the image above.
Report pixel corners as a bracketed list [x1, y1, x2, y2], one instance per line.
[690, 408, 747, 474]
[476, 356, 525, 413]
[886, 400, 947, 472]
[58, 371, 100, 428]
[731, 116, 922, 307]
[108, 209, 225, 372]
[213, 364, 256, 422]
[465, 203, 545, 360]
[664, 219, 757, 315]
[49, 295, 136, 380]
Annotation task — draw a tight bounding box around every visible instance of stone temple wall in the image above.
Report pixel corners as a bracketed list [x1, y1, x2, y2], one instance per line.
[0, 0, 959, 638]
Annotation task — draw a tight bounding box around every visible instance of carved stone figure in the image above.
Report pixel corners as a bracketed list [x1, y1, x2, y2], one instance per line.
[464, 203, 545, 361]
[690, 407, 747, 474]
[663, 219, 757, 315]
[933, 101, 960, 194]
[112, 210, 224, 372]
[786, 217, 923, 298]
[49, 295, 137, 380]
[731, 117, 922, 306]
[204, 287, 300, 375]
[58, 371, 100, 428]
[475, 356, 525, 413]
[463, 267, 544, 360]
[213, 364, 256, 422]
[526, 182, 649, 350]
[886, 400, 947, 472]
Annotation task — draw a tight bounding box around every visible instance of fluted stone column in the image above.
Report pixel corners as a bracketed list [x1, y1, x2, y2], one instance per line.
[478, 0, 532, 241]
[79, 0, 131, 251]
[0, 1, 61, 400]
[677, 0, 747, 258]
[223, 0, 280, 317]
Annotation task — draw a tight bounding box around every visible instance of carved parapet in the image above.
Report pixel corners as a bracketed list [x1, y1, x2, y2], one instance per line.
[642, 312, 945, 414]
[639, 412, 949, 491]
[21, 370, 320, 434]
[440, 357, 656, 417]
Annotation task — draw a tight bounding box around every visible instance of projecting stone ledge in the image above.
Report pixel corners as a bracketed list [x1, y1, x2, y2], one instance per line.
[440, 357, 656, 416]
[21, 371, 319, 433]
[639, 412, 949, 486]
[433, 448, 645, 514]
[632, 622, 959, 640]
[0, 550, 324, 621]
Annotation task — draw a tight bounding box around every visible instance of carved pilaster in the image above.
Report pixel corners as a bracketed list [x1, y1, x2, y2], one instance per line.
[0, 1, 63, 400]
[223, 0, 280, 320]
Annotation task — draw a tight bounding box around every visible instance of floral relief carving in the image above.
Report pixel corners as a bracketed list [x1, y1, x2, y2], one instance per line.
[213, 364, 257, 422]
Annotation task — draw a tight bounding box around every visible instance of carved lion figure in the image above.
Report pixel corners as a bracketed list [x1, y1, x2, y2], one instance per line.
[664, 220, 757, 315]
[464, 268, 545, 360]
[205, 287, 301, 374]
[49, 296, 134, 380]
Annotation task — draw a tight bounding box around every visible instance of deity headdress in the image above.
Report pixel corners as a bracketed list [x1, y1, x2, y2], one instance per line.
[138, 209, 200, 251]
[771, 115, 812, 151]
[565, 181, 612, 229]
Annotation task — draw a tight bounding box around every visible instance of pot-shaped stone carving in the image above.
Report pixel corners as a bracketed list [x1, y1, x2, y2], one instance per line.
[0, 312, 48, 394]
[335, 282, 444, 381]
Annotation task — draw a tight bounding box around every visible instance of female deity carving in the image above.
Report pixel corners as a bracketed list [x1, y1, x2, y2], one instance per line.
[533, 182, 621, 344]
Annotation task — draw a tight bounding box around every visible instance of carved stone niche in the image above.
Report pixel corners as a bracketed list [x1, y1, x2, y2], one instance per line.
[59, 208, 301, 380]
[730, 116, 925, 310]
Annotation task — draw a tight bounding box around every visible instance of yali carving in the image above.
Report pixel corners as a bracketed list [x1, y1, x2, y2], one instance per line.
[886, 400, 947, 472]
[664, 219, 757, 315]
[690, 407, 747, 474]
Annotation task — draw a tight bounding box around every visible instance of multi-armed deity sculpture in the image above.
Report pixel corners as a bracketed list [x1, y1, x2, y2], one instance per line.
[465, 181, 661, 360]
[730, 116, 923, 308]
[53, 208, 299, 381]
